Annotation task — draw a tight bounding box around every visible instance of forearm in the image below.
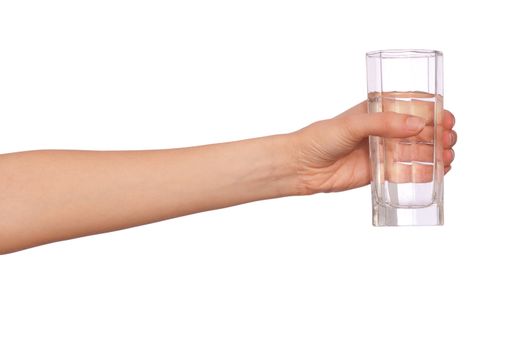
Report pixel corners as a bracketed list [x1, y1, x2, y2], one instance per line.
[0, 134, 299, 253]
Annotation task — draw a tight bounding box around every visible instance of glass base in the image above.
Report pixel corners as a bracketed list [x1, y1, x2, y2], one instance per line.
[372, 203, 443, 226]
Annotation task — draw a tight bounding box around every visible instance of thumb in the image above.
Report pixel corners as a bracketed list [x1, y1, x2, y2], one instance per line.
[343, 112, 426, 140]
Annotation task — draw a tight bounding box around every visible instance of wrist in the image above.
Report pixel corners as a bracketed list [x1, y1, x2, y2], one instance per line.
[262, 133, 303, 198]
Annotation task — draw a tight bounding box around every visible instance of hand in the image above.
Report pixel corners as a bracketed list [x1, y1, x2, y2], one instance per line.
[291, 101, 456, 195]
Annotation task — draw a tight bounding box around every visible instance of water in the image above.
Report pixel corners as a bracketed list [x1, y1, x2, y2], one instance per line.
[367, 91, 444, 224]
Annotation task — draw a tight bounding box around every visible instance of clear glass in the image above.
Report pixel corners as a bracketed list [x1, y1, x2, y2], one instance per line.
[366, 49, 444, 226]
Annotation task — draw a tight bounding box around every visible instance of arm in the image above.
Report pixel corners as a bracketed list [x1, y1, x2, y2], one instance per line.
[0, 135, 298, 254]
[0, 102, 456, 254]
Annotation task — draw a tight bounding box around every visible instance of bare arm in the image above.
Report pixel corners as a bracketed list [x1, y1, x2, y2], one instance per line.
[0, 102, 456, 254]
[0, 135, 298, 253]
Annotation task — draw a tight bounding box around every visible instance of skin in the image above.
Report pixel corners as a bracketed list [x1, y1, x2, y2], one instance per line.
[0, 101, 456, 254]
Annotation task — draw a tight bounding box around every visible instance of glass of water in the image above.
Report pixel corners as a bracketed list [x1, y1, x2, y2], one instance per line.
[366, 49, 444, 226]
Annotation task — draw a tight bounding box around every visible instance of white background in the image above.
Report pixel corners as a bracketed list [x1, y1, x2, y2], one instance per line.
[1, 1, 525, 349]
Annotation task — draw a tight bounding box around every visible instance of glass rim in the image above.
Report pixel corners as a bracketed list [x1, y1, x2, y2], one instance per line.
[366, 49, 442, 58]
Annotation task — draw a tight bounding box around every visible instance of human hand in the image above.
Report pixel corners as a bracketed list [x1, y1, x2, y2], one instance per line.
[291, 101, 456, 195]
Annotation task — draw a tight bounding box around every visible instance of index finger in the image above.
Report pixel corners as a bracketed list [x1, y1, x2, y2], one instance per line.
[443, 110, 455, 130]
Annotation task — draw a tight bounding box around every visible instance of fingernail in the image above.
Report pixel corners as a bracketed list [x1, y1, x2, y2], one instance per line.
[406, 116, 425, 131]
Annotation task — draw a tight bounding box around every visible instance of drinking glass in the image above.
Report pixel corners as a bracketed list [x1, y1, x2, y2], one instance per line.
[366, 49, 444, 226]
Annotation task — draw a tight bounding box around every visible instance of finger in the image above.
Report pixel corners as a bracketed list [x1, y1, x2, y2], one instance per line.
[344, 112, 426, 141]
[399, 125, 454, 146]
[443, 130, 457, 148]
[386, 163, 434, 183]
[416, 125, 434, 142]
[443, 110, 455, 130]
[379, 97, 435, 125]
[379, 109, 454, 141]
[444, 149, 455, 166]
[385, 139, 434, 163]
[444, 165, 452, 174]
[416, 126, 456, 146]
